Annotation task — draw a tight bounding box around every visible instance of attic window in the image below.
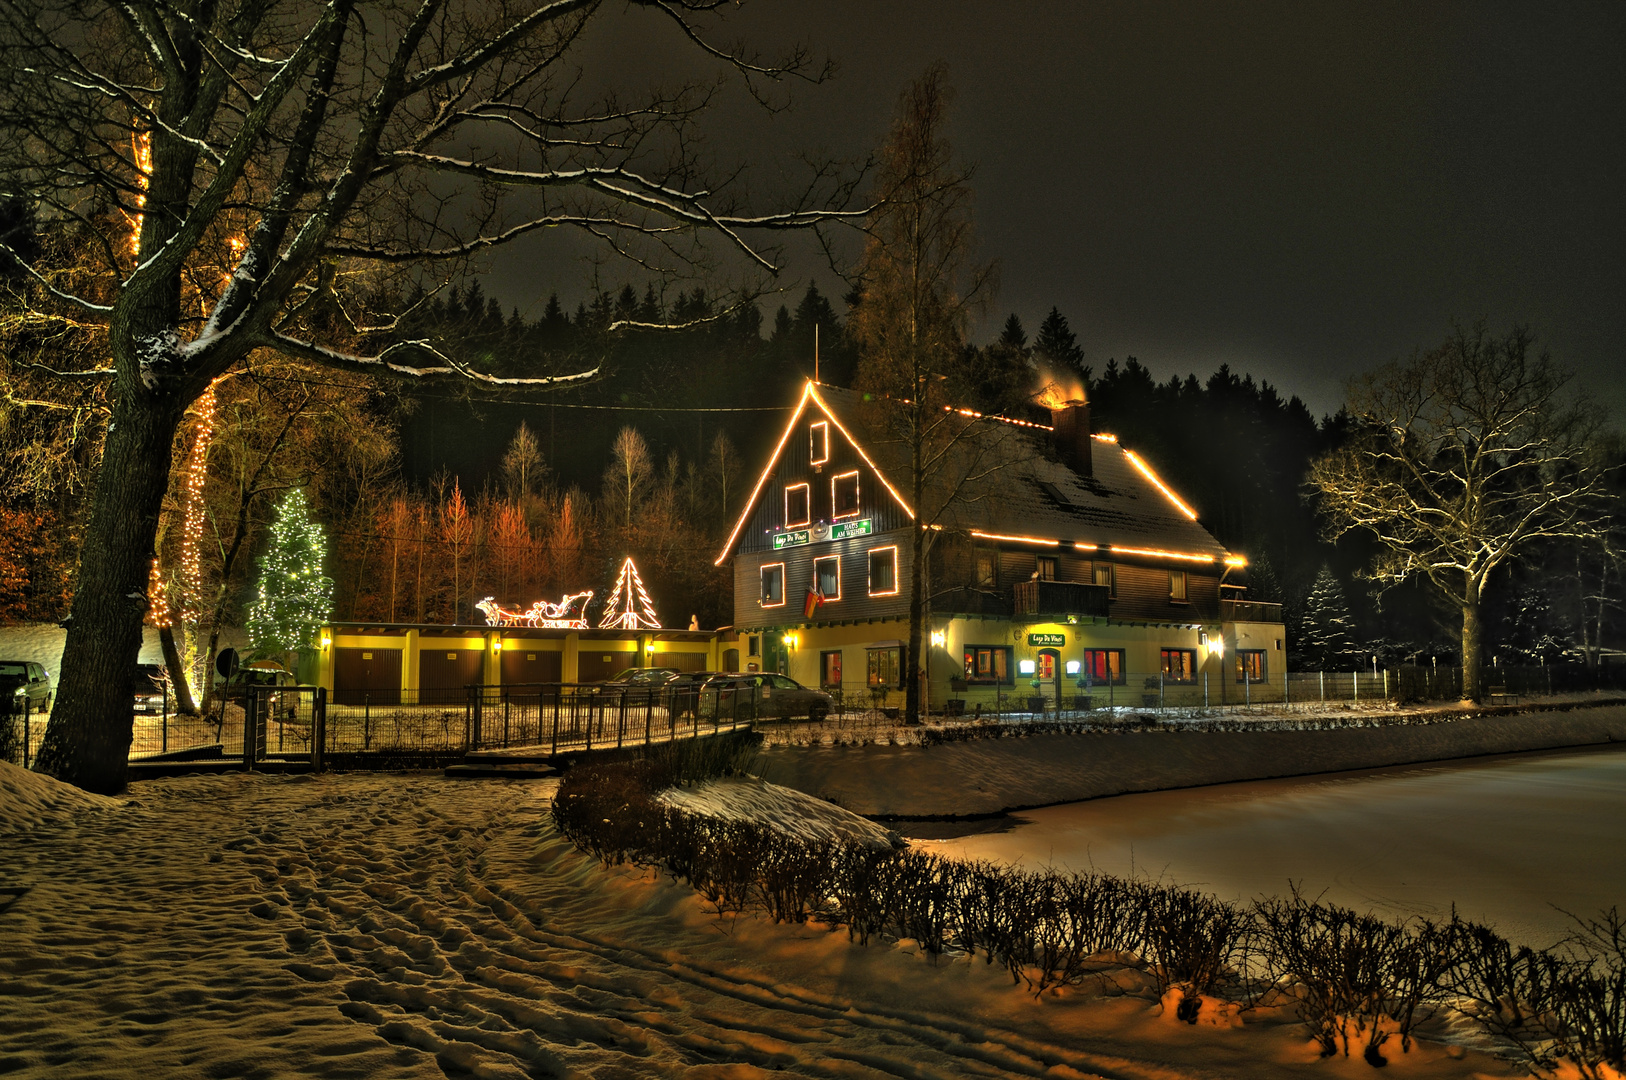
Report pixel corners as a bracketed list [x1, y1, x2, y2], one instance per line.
[832, 470, 860, 519]
[810, 421, 829, 465]
[784, 483, 810, 527]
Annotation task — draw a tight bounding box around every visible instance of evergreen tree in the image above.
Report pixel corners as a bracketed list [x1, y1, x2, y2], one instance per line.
[1033, 307, 1085, 380]
[998, 313, 1028, 351]
[247, 489, 335, 658]
[1297, 565, 1358, 671]
[1246, 551, 1284, 603]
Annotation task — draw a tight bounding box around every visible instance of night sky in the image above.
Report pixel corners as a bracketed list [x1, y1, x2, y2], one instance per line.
[480, 1, 1625, 421]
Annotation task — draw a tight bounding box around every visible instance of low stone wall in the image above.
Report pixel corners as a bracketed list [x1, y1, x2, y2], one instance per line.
[758, 703, 1626, 818]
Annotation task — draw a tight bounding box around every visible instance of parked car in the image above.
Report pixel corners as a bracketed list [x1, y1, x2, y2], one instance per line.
[582, 667, 681, 706]
[698, 673, 831, 722]
[664, 671, 727, 719]
[133, 663, 167, 714]
[0, 661, 51, 714]
[219, 663, 296, 701]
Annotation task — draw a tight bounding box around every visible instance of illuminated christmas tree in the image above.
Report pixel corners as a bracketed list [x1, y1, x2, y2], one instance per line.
[247, 489, 334, 656]
[599, 557, 660, 630]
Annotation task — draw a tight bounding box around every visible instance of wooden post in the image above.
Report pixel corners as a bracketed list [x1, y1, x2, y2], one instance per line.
[312, 687, 326, 773]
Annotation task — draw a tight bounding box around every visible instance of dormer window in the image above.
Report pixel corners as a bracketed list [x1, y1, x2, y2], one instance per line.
[810, 421, 829, 465]
[831, 470, 860, 519]
[784, 483, 810, 527]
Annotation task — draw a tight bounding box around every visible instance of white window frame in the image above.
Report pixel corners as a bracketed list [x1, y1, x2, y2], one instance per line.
[831, 469, 861, 520]
[783, 482, 811, 528]
[867, 545, 899, 596]
[760, 562, 786, 607]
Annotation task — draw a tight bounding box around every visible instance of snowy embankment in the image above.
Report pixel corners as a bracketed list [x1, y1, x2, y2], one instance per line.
[759, 702, 1626, 817]
[0, 762, 1519, 1079]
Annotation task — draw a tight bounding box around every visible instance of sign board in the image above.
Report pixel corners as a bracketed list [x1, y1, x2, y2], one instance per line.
[1027, 633, 1065, 647]
[773, 518, 873, 550]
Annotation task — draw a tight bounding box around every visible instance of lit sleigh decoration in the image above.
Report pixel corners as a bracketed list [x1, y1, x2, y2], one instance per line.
[476, 592, 594, 629]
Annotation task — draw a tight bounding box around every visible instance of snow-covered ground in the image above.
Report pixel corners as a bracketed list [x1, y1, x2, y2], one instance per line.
[919, 744, 1626, 952]
[0, 763, 1522, 1079]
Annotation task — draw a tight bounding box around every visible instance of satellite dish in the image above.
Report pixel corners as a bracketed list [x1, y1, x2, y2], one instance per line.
[215, 648, 240, 678]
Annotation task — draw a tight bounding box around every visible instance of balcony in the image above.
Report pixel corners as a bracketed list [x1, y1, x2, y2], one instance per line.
[1013, 579, 1111, 619]
[1220, 599, 1284, 624]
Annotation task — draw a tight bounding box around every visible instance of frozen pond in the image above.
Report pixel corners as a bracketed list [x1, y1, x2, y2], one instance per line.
[911, 744, 1626, 949]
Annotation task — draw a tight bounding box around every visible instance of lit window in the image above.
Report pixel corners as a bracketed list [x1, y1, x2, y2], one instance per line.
[760, 563, 785, 607]
[1160, 648, 1197, 682]
[1037, 555, 1057, 581]
[975, 549, 997, 587]
[962, 645, 1011, 683]
[784, 483, 810, 527]
[868, 546, 898, 596]
[1169, 569, 1188, 602]
[813, 555, 841, 601]
[1237, 650, 1266, 683]
[1093, 562, 1114, 596]
[831, 470, 860, 519]
[867, 646, 902, 689]
[810, 421, 829, 465]
[1081, 648, 1125, 685]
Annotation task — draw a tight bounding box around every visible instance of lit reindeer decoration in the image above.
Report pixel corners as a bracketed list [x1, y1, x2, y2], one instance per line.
[476, 592, 594, 629]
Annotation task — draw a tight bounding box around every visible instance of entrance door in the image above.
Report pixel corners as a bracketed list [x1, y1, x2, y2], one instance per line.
[1038, 648, 1061, 709]
[333, 647, 401, 706]
[419, 648, 484, 704]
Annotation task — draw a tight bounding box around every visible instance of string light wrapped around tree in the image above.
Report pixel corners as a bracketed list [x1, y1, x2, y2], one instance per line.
[247, 489, 334, 656]
[599, 557, 660, 630]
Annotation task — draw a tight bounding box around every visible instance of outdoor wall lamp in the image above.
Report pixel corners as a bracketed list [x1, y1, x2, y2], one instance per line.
[319, 633, 332, 650]
[929, 630, 946, 647]
[491, 638, 503, 652]
[1018, 659, 1036, 675]
[1065, 660, 1081, 675]
[645, 642, 656, 653]
[782, 633, 798, 649]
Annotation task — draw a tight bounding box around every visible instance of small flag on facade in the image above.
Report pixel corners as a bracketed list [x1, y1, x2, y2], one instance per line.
[803, 586, 822, 620]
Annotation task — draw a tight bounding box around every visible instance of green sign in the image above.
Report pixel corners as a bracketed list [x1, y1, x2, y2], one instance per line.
[1027, 632, 1065, 647]
[772, 518, 873, 550]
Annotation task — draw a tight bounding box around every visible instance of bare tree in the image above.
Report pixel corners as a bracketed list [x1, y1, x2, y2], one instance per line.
[0, 0, 859, 790]
[1310, 323, 1614, 701]
[848, 63, 1007, 724]
[603, 425, 653, 532]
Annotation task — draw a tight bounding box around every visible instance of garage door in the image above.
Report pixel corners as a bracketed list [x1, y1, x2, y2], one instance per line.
[660, 651, 709, 672]
[577, 650, 637, 683]
[501, 648, 562, 685]
[419, 648, 484, 704]
[333, 648, 401, 706]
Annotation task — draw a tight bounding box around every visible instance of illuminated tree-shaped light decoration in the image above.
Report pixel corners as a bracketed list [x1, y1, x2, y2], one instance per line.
[599, 557, 660, 630]
[247, 489, 334, 655]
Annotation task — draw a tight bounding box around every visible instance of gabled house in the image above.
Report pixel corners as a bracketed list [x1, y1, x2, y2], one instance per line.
[717, 381, 1285, 711]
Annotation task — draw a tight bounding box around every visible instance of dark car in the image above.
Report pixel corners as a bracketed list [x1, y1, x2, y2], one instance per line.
[219, 663, 296, 701]
[133, 663, 167, 714]
[698, 673, 832, 722]
[664, 671, 727, 719]
[0, 661, 52, 714]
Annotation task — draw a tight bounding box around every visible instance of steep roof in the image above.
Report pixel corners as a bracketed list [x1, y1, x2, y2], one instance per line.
[718, 381, 1241, 568]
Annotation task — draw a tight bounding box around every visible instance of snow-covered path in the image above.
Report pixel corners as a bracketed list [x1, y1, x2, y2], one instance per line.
[0, 767, 1515, 1079]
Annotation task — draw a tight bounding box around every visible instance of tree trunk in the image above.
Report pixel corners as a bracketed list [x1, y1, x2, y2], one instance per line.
[158, 619, 199, 714]
[1461, 574, 1484, 703]
[34, 388, 188, 793]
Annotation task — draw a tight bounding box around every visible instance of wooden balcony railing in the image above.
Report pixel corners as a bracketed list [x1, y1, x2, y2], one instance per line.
[1013, 579, 1111, 619]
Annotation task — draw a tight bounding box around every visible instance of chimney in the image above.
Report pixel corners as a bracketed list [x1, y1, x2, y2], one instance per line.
[1050, 399, 1092, 477]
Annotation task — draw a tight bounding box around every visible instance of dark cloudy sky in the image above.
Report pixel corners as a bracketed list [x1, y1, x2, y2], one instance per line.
[483, 1, 1625, 421]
